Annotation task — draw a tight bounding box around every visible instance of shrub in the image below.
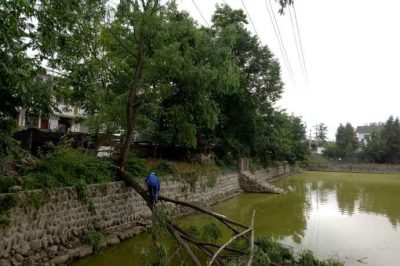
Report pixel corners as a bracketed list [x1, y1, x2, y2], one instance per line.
[251, 236, 344, 266]
[184, 225, 200, 238]
[81, 231, 104, 253]
[21, 147, 112, 189]
[0, 175, 18, 193]
[201, 222, 222, 243]
[181, 171, 199, 192]
[153, 205, 173, 235]
[140, 244, 169, 266]
[206, 174, 217, 188]
[22, 191, 44, 211]
[0, 194, 18, 228]
[153, 243, 168, 266]
[156, 161, 177, 176]
[297, 250, 343, 266]
[255, 236, 294, 264]
[125, 156, 151, 179]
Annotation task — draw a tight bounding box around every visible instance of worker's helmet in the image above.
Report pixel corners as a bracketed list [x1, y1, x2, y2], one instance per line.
[151, 172, 156, 176]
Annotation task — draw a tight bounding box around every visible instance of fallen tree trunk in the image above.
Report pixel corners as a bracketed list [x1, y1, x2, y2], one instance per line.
[117, 167, 253, 265]
[158, 195, 249, 229]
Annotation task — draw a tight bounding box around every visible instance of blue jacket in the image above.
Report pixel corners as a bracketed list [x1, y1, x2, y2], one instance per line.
[146, 173, 160, 191]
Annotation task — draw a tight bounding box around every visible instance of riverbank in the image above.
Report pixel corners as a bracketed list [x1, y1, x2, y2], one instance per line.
[0, 163, 294, 266]
[75, 170, 400, 266]
[306, 163, 400, 174]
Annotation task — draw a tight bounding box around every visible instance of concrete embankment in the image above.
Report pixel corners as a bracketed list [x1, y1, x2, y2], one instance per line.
[0, 163, 294, 266]
[306, 163, 400, 174]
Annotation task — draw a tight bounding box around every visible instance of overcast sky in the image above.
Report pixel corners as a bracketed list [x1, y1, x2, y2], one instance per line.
[176, 0, 400, 140]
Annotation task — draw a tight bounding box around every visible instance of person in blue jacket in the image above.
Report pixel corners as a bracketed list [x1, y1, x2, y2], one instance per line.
[145, 172, 160, 202]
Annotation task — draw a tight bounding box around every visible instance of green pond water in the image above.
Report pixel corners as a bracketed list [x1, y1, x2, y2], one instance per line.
[72, 171, 400, 266]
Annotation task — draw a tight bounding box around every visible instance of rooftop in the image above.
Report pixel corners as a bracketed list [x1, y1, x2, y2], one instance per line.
[356, 125, 384, 134]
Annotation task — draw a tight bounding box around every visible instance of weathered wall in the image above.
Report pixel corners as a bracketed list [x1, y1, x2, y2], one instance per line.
[238, 163, 293, 194]
[251, 162, 291, 182]
[306, 163, 400, 174]
[0, 173, 240, 266]
[0, 164, 295, 266]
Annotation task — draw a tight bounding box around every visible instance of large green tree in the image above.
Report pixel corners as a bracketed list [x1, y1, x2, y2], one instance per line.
[335, 123, 356, 159]
[0, 0, 53, 158]
[211, 5, 287, 163]
[381, 116, 400, 162]
[316, 123, 328, 144]
[362, 131, 386, 163]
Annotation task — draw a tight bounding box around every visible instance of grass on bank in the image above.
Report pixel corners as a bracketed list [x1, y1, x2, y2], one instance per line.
[306, 154, 331, 165]
[0, 142, 234, 193]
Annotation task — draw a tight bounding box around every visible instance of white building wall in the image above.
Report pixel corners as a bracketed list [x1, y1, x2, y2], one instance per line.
[356, 132, 369, 144]
[48, 116, 59, 132]
[15, 99, 87, 132]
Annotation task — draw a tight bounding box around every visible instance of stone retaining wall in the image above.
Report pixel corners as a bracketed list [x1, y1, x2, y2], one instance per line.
[0, 173, 240, 266]
[0, 164, 293, 266]
[251, 162, 291, 182]
[306, 163, 400, 174]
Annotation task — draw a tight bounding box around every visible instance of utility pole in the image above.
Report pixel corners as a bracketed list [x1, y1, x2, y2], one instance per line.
[314, 123, 319, 150]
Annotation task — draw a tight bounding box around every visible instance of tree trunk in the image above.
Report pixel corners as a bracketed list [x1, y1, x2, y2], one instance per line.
[118, 34, 145, 170]
[116, 168, 254, 265]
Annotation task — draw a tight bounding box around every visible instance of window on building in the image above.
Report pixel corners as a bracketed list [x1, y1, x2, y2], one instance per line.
[25, 114, 39, 128]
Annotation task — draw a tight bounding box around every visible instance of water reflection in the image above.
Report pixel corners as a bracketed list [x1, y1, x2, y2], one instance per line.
[275, 172, 400, 265]
[291, 172, 400, 228]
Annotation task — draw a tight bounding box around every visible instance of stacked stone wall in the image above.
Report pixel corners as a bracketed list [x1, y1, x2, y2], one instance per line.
[306, 163, 400, 174]
[0, 173, 240, 265]
[252, 162, 291, 182]
[0, 165, 291, 266]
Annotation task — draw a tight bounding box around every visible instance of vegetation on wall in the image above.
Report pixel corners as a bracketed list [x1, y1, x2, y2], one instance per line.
[81, 231, 105, 253]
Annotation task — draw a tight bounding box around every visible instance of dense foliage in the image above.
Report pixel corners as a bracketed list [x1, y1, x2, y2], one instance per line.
[323, 116, 400, 164]
[323, 123, 357, 161]
[0, 0, 308, 168]
[361, 116, 400, 163]
[0, 143, 113, 193]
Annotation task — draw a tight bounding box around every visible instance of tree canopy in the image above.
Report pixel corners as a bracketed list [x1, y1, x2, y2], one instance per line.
[1, 0, 307, 166]
[362, 116, 400, 163]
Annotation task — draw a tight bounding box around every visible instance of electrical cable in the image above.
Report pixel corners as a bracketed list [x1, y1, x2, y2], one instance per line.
[264, 0, 295, 83]
[289, 6, 305, 78]
[191, 0, 210, 27]
[292, 3, 308, 81]
[267, 0, 295, 80]
[240, 0, 261, 40]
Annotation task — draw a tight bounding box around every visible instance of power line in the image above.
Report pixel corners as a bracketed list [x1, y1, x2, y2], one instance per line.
[191, 0, 210, 27]
[292, 4, 308, 81]
[267, 0, 295, 80]
[264, 0, 295, 83]
[288, 6, 305, 78]
[240, 0, 261, 40]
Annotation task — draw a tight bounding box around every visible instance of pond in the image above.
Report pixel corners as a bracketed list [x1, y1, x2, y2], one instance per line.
[72, 171, 400, 265]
